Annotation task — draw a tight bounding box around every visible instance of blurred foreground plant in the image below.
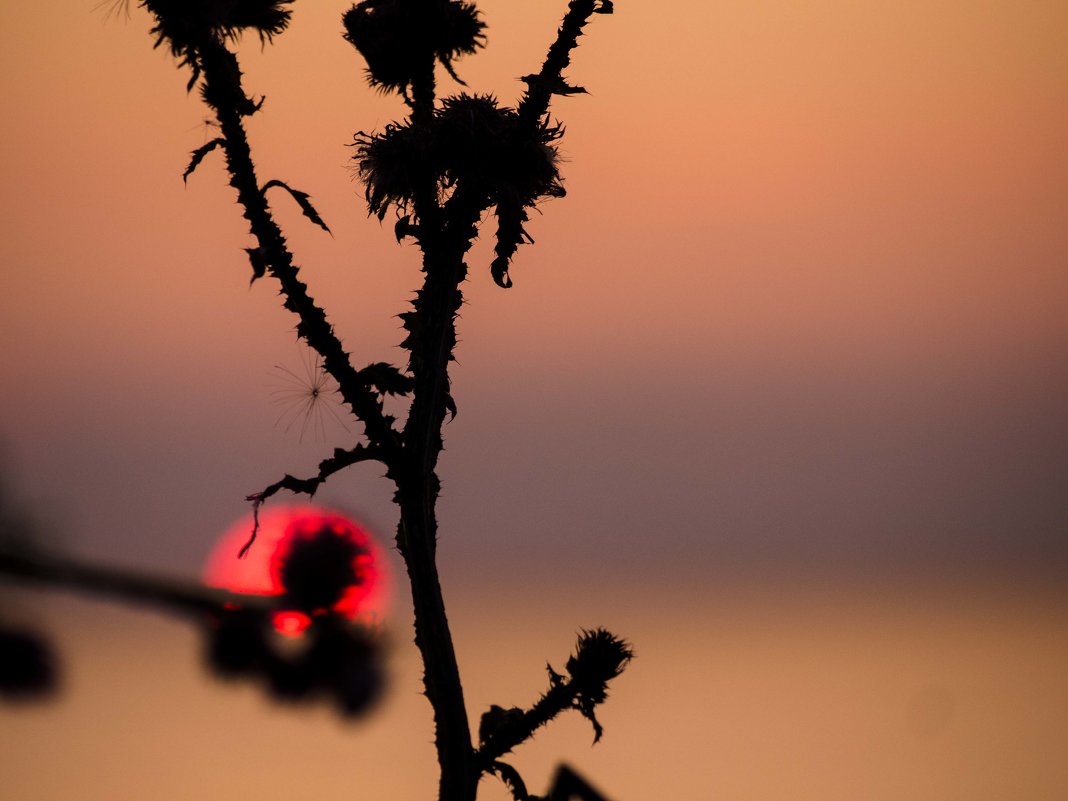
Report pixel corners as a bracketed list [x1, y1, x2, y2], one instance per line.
[0, 2, 625, 799]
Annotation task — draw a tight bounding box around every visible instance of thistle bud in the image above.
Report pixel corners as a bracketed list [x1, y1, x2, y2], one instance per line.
[271, 516, 369, 614]
[0, 627, 58, 700]
[566, 628, 633, 692]
[343, 0, 485, 94]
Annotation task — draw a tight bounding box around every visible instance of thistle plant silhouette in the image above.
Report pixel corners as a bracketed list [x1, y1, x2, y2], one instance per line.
[0, 2, 628, 799]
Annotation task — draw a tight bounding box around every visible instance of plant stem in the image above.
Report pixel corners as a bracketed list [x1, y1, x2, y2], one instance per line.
[196, 40, 400, 460]
[397, 204, 487, 801]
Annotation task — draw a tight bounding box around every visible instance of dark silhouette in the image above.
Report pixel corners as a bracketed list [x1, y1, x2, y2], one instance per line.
[0, 3, 625, 799]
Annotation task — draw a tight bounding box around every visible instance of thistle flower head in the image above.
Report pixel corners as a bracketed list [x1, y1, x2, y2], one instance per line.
[566, 628, 633, 705]
[342, 0, 485, 94]
[353, 93, 563, 222]
[353, 121, 436, 220]
[136, 0, 292, 86]
[141, 0, 293, 52]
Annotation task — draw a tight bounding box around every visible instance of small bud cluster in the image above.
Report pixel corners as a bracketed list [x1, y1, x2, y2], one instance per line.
[205, 610, 383, 716]
[205, 516, 383, 716]
[0, 626, 59, 700]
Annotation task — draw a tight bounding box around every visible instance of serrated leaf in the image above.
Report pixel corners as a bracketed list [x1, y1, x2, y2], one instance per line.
[245, 246, 268, 282]
[491, 200, 530, 288]
[262, 179, 332, 235]
[520, 74, 588, 96]
[183, 138, 225, 184]
[490, 261, 513, 288]
[360, 362, 415, 396]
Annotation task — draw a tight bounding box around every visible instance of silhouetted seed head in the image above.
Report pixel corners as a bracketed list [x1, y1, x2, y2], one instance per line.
[141, 0, 293, 56]
[271, 348, 350, 443]
[135, 0, 292, 92]
[353, 122, 435, 220]
[566, 628, 633, 702]
[0, 627, 59, 700]
[354, 92, 564, 287]
[342, 0, 485, 94]
[353, 93, 563, 252]
[272, 519, 368, 614]
[438, 95, 561, 196]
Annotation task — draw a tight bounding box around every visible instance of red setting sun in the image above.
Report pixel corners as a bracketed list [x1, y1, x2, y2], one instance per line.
[203, 506, 389, 634]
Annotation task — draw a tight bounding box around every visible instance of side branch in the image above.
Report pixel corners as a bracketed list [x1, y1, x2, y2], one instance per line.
[517, 0, 613, 126]
[476, 628, 633, 767]
[247, 444, 385, 506]
[242, 444, 385, 555]
[196, 40, 401, 458]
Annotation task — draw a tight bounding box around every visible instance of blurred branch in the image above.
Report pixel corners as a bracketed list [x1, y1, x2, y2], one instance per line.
[0, 549, 273, 618]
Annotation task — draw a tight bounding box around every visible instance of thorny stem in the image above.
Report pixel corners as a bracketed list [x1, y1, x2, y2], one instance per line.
[518, 0, 605, 127]
[393, 41, 485, 801]
[196, 41, 402, 464]
[0, 6, 619, 801]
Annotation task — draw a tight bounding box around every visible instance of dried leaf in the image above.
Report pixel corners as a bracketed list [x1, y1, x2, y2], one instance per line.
[262, 179, 332, 235]
[360, 362, 415, 396]
[182, 137, 225, 184]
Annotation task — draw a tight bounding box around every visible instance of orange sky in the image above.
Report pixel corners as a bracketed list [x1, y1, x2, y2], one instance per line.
[1, 2, 1067, 798]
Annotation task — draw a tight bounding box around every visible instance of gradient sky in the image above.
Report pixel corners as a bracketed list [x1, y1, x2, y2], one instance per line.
[1, 2, 1067, 798]
[2, 1, 1066, 578]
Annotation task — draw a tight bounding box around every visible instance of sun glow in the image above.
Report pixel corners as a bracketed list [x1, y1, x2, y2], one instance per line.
[203, 505, 389, 632]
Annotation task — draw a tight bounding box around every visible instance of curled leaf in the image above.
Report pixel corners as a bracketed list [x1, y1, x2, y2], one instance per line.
[262, 179, 332, 235]
[489, 761, 531, 801]
[182, 137, 225, 184]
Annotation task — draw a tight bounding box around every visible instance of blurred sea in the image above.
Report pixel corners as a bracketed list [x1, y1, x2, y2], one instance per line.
[2, 572, 1065, 800]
